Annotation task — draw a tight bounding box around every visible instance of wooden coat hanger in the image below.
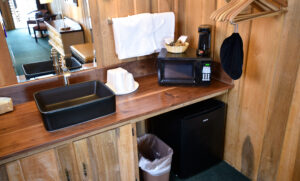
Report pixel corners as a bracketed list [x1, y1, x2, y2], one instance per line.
[210, 0, 286, 24]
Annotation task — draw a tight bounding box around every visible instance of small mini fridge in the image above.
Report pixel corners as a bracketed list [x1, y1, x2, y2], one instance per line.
[149, 99, 226, 179]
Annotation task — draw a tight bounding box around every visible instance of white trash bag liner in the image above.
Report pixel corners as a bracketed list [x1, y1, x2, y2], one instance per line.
[137, 134, 173, 176]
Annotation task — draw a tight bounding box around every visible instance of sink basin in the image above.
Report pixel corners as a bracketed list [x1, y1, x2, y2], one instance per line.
[34, 81, 116, 131]
[22, 57, 82, 79]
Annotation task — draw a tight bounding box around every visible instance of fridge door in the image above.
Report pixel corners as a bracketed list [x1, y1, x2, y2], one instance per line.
[178, 104, 225, 178]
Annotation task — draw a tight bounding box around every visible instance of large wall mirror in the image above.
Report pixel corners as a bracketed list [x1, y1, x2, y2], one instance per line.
[0, 0, 95, 86]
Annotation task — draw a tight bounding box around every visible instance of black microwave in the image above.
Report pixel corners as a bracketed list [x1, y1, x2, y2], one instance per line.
[157, 48, 212, 86]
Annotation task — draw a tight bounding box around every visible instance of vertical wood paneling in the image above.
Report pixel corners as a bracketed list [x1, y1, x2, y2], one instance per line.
[89, 0, 177, 67]
[56, 144, 81, 181]
[256, 0, 300, 179]
[6, 161, 25, 181]
[0, 164, 9, 181]
[135, 0, 151, 14]
[0, 0, 15, 30]
[117, 124, 139, 181]
[236, 15, 284, 180]
[293, 139, 300, 181]
[276, 68, 300, 181]
[89, 130, 121, 181]
[20, 149, 61, 181]
[183, 0, 216, 49]
[0, 25, 17, 86]
[93, 0, 119, 67]
[73, 139, 96, 181]
[176, 1, 299, 181]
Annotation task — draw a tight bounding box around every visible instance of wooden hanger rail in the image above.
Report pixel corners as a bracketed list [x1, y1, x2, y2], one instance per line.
[210, 0, 287, 24]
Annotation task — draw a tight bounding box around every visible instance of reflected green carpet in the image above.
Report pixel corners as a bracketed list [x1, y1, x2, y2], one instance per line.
[170, 162, 250, 181]
[6, 28, 51, 76]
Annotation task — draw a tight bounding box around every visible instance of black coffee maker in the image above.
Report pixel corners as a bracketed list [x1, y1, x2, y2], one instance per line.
[197, 25, 212, 57]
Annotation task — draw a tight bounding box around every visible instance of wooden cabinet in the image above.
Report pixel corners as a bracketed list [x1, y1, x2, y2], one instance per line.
[73, 124, 139, 181]
[0, 124, 139, 181]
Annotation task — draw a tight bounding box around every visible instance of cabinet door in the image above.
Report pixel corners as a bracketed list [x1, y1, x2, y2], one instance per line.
[0, 164, 9, 181]
[116, 124, 139, 181]
[73, 123, 139, 181]
[56, 144, 81, 181]
[20, 149, 61, 181]
[73, 138, 98, 181]
[6, 160, 25, 181]
[89, 129, 121, 181]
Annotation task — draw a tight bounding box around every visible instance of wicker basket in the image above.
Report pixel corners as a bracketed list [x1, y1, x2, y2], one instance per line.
[165, 42, 189, 53]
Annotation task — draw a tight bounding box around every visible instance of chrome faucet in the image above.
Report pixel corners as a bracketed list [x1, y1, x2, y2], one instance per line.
[59, 56, 71, 86]
[51, 48, 61, 74]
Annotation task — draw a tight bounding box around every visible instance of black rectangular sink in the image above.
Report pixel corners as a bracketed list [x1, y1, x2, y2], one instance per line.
[22, 57, 82, 79]
[34, 81, 116, 131]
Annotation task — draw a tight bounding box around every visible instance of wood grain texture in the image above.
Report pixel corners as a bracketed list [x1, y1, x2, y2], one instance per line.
[293, 138, 300, 181]
[179, 0, 216, 49]
[276, 67, 300, 181]
[0, 74, 231, 163]
[132, 124, 140, 181]
[89, 130, 121, 181]
[0, 164, 9, 181]
[135, 0, 151, 14]
[70, 43, 94, 62]
[0, 25, 17, 87]
[0, 0, 15, 30]
[178, 0, 231, 84]
[213, 0, 252, 169]
[89, 0, 177, 67]
[20, 149, 61, 181]
[73, 139, 96, 181]
[56, 144, 81, 181]
[116, 124, 139, 181]
[206, 0, 299, 181]
[256, 0, 300, 179]
[5, 160, 25, 181]
[237, 15, 284, 180]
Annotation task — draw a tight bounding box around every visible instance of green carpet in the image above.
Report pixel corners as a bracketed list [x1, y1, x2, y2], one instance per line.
[170, 161, 250, 181]
[6, 28, 51, 76]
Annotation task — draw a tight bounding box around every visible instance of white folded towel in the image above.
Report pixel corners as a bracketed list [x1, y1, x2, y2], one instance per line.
[152, 12, 175, 52]
[112, 13, 156, 60]
[112, 12, 175, 60]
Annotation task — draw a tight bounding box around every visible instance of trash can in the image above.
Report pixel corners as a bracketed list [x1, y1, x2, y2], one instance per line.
[137, 134, 173, 181]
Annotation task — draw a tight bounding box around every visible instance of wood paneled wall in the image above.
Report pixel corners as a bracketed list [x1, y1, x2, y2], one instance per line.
[177, 0, 300, 181]
[89, 0, 178, 67]
[0, 25, 17, 86]
[0, 0, 15, 30]
[49, 0, 92, 43]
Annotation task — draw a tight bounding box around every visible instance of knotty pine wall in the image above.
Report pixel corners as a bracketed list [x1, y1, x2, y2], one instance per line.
[177, 0, 299, 181]
[49, 0, 92, 43]
[88, 0, 179, 67]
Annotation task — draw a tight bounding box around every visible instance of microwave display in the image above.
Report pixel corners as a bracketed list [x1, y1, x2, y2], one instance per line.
[164, 63, 193, 79]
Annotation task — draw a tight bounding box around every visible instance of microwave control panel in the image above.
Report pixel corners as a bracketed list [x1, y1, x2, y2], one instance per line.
[201, 63, 211, 82]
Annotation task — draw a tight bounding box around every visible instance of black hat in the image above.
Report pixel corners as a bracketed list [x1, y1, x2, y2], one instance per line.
[220, 33, 243, 80]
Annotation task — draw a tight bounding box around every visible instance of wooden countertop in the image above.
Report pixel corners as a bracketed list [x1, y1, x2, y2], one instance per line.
[0, 75, 232, 163]
[70, 43, 94, 63]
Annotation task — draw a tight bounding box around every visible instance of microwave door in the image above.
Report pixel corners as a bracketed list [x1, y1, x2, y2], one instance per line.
[162, 62, 196, 84]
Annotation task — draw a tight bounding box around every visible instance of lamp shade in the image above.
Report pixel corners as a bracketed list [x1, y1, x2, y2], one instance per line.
[39, 0, 53, 4]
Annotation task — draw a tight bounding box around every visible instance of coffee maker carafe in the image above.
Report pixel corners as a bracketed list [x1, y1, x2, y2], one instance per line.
[197, 25, 211, 57]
